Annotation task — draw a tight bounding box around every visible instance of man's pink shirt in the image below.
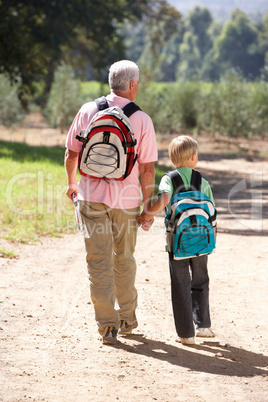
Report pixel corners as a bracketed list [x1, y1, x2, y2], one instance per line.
[66, 93, 158, 209]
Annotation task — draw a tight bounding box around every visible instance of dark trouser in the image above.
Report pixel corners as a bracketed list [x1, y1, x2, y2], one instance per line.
[169, 255, 211, 338]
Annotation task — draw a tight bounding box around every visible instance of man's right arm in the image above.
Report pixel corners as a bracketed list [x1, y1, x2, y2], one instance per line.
[139, 161, 155, 231]
[65, 149, 79, 199]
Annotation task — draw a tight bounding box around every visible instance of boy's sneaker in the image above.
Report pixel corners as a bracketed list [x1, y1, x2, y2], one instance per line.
[196, 327, 216, 338]
[102, 326, 118, 345]
[119, 320, 134, 335]
[176, 337, 196, 345]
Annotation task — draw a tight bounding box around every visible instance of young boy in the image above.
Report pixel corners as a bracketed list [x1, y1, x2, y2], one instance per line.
[138, 135, 216, 345]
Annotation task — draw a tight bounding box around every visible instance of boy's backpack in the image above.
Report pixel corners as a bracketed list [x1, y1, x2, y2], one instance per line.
[164, 169, 217, 260]
[75, 96, 141, 181]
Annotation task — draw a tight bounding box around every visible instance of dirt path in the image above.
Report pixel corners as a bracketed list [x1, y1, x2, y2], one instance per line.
[0, 136, 268, 401]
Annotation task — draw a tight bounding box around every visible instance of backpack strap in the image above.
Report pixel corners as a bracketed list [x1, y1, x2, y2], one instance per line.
[95, 96, 109, 111]
[190, 169, 202, 191]
[95, 97, 141, 117]
[166, 169, 202, 194]
[122, 102, 141, 118]
[166, 170, 186, 194]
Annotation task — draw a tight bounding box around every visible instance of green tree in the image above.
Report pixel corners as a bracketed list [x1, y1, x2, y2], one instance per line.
[258, 12, 268, 70]
[177, 32, 201, 80]
[214, 9, 265, 78]
[0, 74, 24, 126]
[159, 32, 183, 81]
[176, 7, 214, 80]
[0, 0, 175, 106]
[186, 6, 213, 57]
[129, 2, 182, 82]
[200, 22, 222, 81]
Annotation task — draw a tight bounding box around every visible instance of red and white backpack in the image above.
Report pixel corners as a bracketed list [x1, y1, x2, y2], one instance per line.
[76, 96, 141, 181]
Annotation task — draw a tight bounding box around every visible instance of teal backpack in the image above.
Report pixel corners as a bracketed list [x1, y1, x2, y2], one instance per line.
[164, 170, 217, 260]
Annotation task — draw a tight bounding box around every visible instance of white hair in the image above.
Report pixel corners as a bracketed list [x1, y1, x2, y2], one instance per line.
[108, 60, 139, 91]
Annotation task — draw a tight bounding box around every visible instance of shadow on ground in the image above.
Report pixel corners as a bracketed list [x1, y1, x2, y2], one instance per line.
[111, 334, 268, 378]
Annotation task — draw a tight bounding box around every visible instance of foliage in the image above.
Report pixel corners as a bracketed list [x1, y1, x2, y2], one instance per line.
[128, 2, 182, 81]
[80, 81, 109, 103]
[0, 74, 24, 126]
[214, 9, 264, 79]
[45, 64, 83, 132]
[248, 80, 268, 136]
[171, 81, 200, 130]
[82, 78, 268, 138]
[198, 72, 250, 137]
[124, 7, 268, 83]
[198, 73, 268, 138]
[154, 164, 169, 190]
[186, 7, 213, 57]
[136, 82, 175, 132]
[0, 0, 178, 106]
[135, 80, 200, 133]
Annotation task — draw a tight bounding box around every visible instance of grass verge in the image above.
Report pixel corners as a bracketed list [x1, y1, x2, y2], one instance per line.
[0, 140, 77, 243]
[0, 140, 167, 244]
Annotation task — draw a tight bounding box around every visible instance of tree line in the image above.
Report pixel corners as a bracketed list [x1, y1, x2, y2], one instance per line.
[0, 0, 180, 107]
[2, 1, 268, 107]
[1, 1, 268, 139]
[125, 7, 268, 83]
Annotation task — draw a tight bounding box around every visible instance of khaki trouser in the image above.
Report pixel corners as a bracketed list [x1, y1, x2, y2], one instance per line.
[79, 201, 140, 337]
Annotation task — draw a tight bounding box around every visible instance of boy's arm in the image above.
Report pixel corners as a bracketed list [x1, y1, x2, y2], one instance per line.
[138, 192, 171, 223]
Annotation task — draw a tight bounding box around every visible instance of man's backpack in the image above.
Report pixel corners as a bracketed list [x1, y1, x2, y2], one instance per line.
[75, 96, 141, 181]
[164, 169, 217, 260]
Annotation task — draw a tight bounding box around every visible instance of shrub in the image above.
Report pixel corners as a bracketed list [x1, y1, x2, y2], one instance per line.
[79, 78, 268, 138]
[80, 81, 109, 102]
[199, 72, 253, 138]
[45, 64, 83, 132]
[136, 81, 200, 133]
[169, 81, 200, 131]
[0, 74, 24, 126]
[248, 81, 268, 137]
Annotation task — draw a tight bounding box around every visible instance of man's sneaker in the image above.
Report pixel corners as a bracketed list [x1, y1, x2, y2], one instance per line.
[176, 337, 196, 345]
[119, 320, 133, 335]
[102, 326, 118, 345]
[196, 327, 216, 338]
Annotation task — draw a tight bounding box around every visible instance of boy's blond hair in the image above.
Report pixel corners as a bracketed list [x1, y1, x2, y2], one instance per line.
[169, 135, 198, 167]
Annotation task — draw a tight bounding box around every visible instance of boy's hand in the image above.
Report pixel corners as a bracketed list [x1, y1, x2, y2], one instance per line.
[137, 212, 154, 231]
[137, 213, 149, 224]
[140, 218, 154, 231]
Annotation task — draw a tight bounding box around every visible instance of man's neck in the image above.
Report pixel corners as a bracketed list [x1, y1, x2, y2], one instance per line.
[111, 90, 131, 101]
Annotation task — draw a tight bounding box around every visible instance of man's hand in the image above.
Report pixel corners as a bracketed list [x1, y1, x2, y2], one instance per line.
[137, 211, 154, 231]
[140, 218, 154, 231]
[66, 183, 79, 200]
[65, 149, 79, 200]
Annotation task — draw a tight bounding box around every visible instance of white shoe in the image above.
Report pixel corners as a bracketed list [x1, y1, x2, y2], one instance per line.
[196, 327, 215, 337]
[176, 336, 195, 345]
